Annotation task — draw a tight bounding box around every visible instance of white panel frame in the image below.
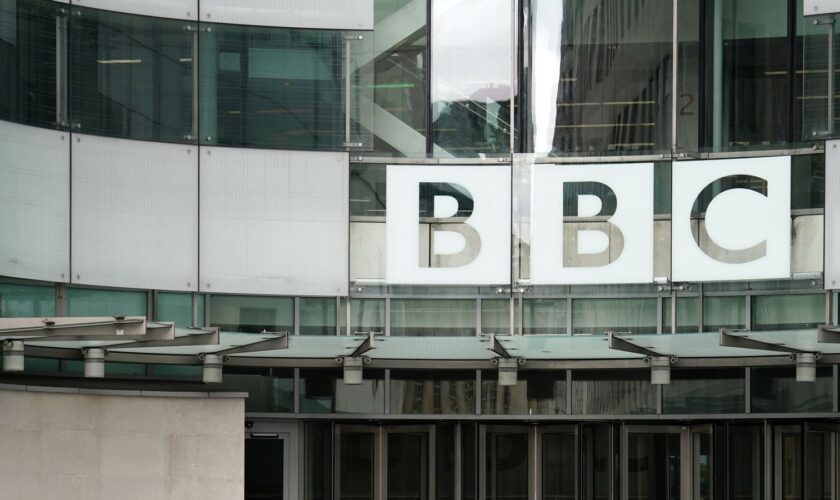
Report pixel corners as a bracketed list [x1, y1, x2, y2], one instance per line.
[200, 0, 373, 30]
[0, 121, 70, 282]
[805, 0, 840, 16]
[827, 140, 840, 289]
[70, 0, 197, 21]
[71, 134, 198, 291]
[200, 147, 349, 296]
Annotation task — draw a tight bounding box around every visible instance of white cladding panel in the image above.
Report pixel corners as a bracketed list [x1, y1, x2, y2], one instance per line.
[827, 141, 840, 289]
[0, 122, 70, 282]
[805, 0, 840, 15]
[71, 135, 198, 291]
[200, 147, 349, 296]
[70, 0, 197, 20]
[200, 0, 373, 30]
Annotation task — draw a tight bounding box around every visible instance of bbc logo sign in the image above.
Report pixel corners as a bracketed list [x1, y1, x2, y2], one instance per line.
[386, 157, 791, 285]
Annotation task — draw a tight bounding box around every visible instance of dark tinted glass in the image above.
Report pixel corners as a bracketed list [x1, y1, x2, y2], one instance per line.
[299, 369, 385, 414]
[200, 23, 346, 150]
[481, 370, 566, 415]
[751, 366, 833, 413]
[69, 7, 193, 142]
[390, 370, 476, 414]
[663, 368, 744, 414]
[0, 0, 58, 128]
[572, 370, 656, 414]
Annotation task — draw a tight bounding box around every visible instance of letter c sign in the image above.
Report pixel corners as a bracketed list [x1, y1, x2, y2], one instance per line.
[672, 156, 791, 282]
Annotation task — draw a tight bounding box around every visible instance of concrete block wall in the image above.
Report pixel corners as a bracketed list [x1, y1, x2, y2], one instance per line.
[0, 387, 244, 500]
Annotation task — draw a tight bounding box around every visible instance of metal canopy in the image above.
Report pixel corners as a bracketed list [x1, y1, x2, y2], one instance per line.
[719, 328, 811, 355]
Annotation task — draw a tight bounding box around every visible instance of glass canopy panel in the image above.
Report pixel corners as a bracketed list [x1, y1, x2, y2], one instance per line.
[69, 6, 193, 143]
[0, 0, 58, 129]
[431, 0, 513, 156]
[526, 0, 674, 155]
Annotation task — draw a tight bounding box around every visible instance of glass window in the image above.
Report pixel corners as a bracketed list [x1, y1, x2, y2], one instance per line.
[299, 369, 385, 414]
[703, 295, 745, 330]
[370, 0, 428, 155]
[305, 422, 332, 500]
[704, 0, 791, 149]
[350, 164, 386, 217]
[199, 23, 367, 151]
[66, 287, 147, 316]
[220, 367, 294, 413]
[0, 282, 55, 317]
[156, 292, 204, 328]
[24, 357, 60, 373]
[572, 298, 657, 334]
[148, 363, 201, 379]
[300, 297, 337, 336]
[526, 0, 674, 154]
[481, 370, 566, 415]
[340, 298, 385, 334]
[663, 368, 745, 414]
[751, 366, 833, 413]
[791, 154, 825, 210]
[481, 299, 509, 335]
[209, 295, 293, 333]
[390, 299, 476, 336]
[69, 7, 193, 142]
[571, 370, 656, 415]
[390, 370, 476, 414]
[663, 297, 700, 333]
[752, 294, 824, 331]
[431, 0, 513, 156]
[0, 0, 58, 128]
[523, 298, 567, 335]
[799, 1, 840, 141]
[104, 362, 146, 376]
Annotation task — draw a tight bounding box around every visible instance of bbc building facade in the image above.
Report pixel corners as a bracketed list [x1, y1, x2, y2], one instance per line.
[4, 0, 840, 498]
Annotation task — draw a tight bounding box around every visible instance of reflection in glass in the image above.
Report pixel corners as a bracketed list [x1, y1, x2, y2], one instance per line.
[340, 298, 385, 333]
[526, 0, 673, 154]
[370, 0, 428, 155]
[305, 422, 332, 500]
[431, 0, 512, 156]
[705, 0, 790, 149]
[572, 371, 655, 415]
[581, 424, 612, 500]
[693, 431, 711, 500]
[481, 370, 566, 415]
[729, 426, 763, 500]
[156, 291, 204, 328]
[805, 430, 834, 500]
[299, 297, 336, 336]
[481, 299, 510, 335]
[388, 432, 427, 500]
[751, 366, 833, 413]
[791, 154, 825, 209]
[209, 295, 293, 333]
[703, 296, 745, 330]
[487, 433, 528, 500]
[200, 23, 368, 150]
[523, 298, 567, 335]
[339, 432, 375, 500]
[572, 298, 657, 334]
[219, 367, 294, 413]
[299, 369, 385, 414]
[779, 431, 801, 500]
[542, 432, 575, 499]
[245, 439, 284, 500]
[662, 297, 699, 333]
[0, 282, 55, 317]
[751, 294, 824, 331]
[67, 287, 147, 316]
[350, 164, 386, 217]
[0, 0, 58, 128]
[663, 369, 744, 414]
[390, 299, 476, 336]
[69, 7, 193, 142]
[390, 370, 475, 414]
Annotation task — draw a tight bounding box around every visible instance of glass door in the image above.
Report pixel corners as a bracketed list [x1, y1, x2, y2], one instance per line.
[804, 423, 839, 500]
[538, 425, 577, 500]
[621, 425, 690, 500]
[691, 425, 714, 500]
[480, 425, 533, 500]
[246, 425, 297, 500]
[335, 425, 378, 500]
[385, 426, 433, 500]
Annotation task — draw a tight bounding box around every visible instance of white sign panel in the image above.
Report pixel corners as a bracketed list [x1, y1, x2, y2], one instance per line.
[386, 164, 510, 285]
[825, 141, 840, 289]
[530, 163, 654, 284]
[672, 156, 791, 282]
[805, 0, 840, 16]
